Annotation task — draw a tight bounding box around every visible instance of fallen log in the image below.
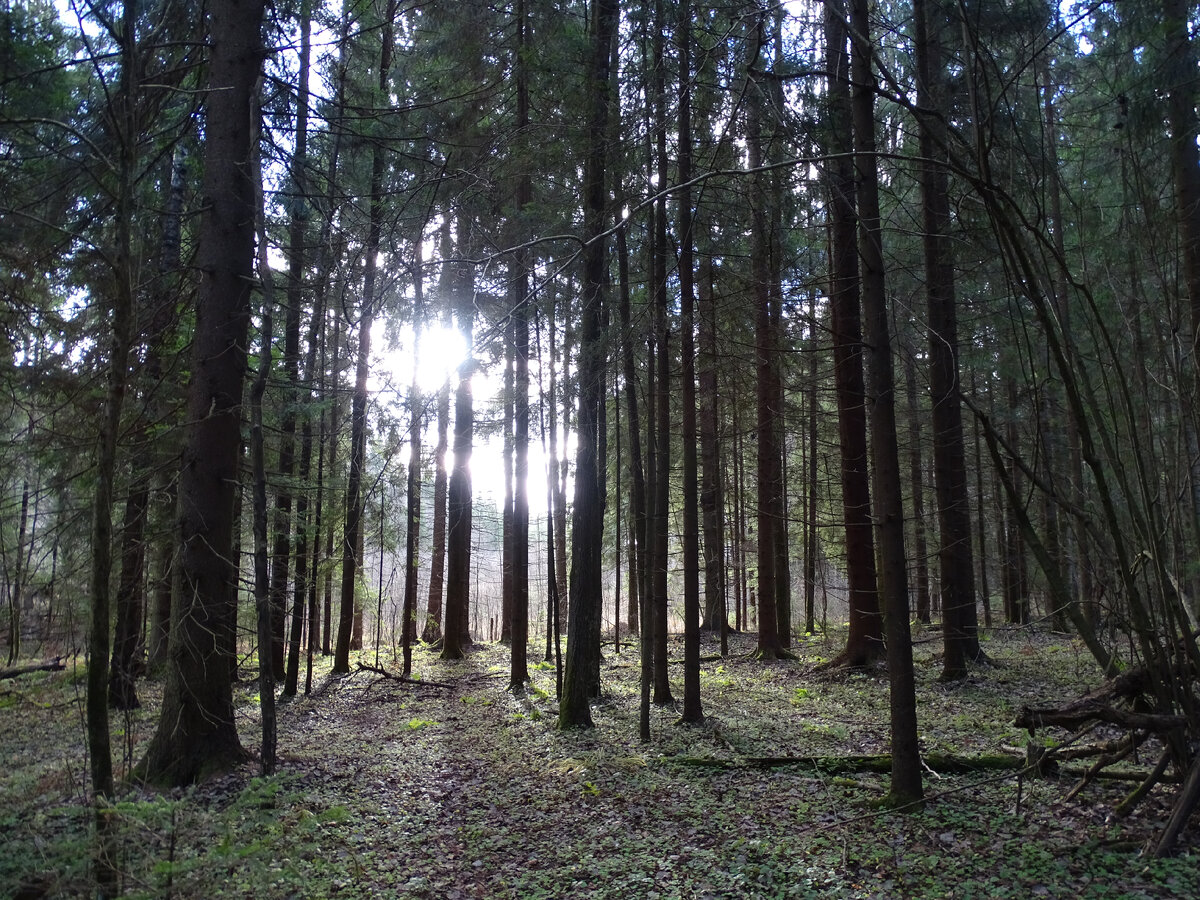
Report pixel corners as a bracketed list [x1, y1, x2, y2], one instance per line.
[667, 752, 1172, 785]
[1015, 701, 1186, 733]
[0, 658, 65, 681]
[1014, 663, 1188, 734]
[667, 753, 1024, 774]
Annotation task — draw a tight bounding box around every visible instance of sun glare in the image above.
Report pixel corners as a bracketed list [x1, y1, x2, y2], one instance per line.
[375, 321, 468, 395]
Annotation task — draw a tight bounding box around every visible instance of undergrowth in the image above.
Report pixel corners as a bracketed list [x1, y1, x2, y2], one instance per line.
[1, 626, 1195, 898]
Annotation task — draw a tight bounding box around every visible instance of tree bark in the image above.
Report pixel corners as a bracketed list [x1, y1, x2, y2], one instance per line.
[137, 0, 265, 785]
[424, 360, 450, 645]
[509, 0, 532, 689]
[677, 0, 703, 725]
[915, 0, 980, 678]
[650, 0, 674, 703]
[402, 250, 424, 676]
[748, 25, 784, 660]
[823, 0, 881, 668]
[267, 0, 313, 682]
[335, 1, 397, 674]
[559, 0, 618, 727]
[251, 137, 278, 775]
[849, 0, 922, 806]
[441, 218, 476, 660]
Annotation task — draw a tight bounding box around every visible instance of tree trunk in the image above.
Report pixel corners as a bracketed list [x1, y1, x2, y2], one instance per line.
[698, 256, 725, 636]
[903, 349, 931, 626]
[850, 0, 921, 805]
[502, 310, 515, 645]
[824, 0, 881, 667]
[509, 0, 532, 689]
[677, 0, 703, 724]
[915, 0, 980, 679]
[402, 246, 426, 676]
[251, 143, 278, 775]
[335, 1, 397, 674]
[88, 4, 141, 885]
[424, 361, 450, 645]
[137, 0, 265, 785]
[748, 25, 785, 659]
[618, 225, 646, 640]
[804, 291, 820, 635]
[267, 0, 313, 682]
[650, 0, 673, 704]
[323, 310, 344, 655]
[559, 0, 618, 727]
[441, 218, 476, 660]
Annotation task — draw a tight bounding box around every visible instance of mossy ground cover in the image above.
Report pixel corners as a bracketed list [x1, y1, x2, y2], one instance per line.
[1, 626, 1195, 898]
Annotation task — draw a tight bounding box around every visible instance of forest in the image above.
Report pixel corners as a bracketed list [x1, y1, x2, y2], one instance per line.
[2, 0, 1200, 895]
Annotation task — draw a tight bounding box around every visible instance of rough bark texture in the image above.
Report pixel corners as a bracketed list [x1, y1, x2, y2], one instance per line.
[509, 0, 531, 689]
[698, 255, 725, 636]
[650, 0, 673, 704]
[915, 0, 979, 678]
[850, 0, 921, 806]
[137, 0, 265, 786]
[677, 0, 703, 724]
[749, 46, 784, 659]
[559, 0, 618, 728]
[441, 221, 476, 660]
[823, 0, 881, 668]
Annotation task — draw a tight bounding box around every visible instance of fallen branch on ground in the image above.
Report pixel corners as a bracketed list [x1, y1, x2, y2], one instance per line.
[355, 662, 454, 689]
[667, 752, 1024, 774]
[0, 658, 65, 681]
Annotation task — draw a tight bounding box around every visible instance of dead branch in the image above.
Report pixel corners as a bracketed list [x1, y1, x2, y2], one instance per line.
[1114, 750, 1172, 819]
[355, 662, 454, 689]
[1014, 664, 1187, 734]
[667, 752, 1025, 774]
[0, 658, 65, 681]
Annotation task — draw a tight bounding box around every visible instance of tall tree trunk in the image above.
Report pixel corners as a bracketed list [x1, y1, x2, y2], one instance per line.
[323, 307, 344, 655]
[88, 4, 141, 884]
[502, 310, 515, 645]
[619, 222, 650, 729]
[731, 405, 746, 633]
[424, 362, 451, 644]
[824, 0, 881, 667]
[137, 0, 265, 785]
[677, 0, 703, 724]
[441, 218, 476, 660]
[335, 2, 397, 673]
[767, 15, 791, 649]
[699, 253, 725, 634]
[915, 0, 980, 679]
[748, 19, 785, 660]
[284, 220, 331, 694]
[804, 290, 820, 635]
[1165, 0, 1200, 382]
[1002, 377, 1026, 627]
[850, 0, 921, 805]
[146, 147, 188, 675]
[509, 0, 532, 689]
[251, 141, 278, 775]
[268, 0, 313, 681]
[559, 0, 618, 727]
[402, 251, 425, 676]
[904, 350, 931, 625]
[652, 13, 674, 703]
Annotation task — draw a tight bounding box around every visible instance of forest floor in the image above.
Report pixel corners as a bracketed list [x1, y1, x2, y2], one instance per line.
[2, 625, 1198, 898]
